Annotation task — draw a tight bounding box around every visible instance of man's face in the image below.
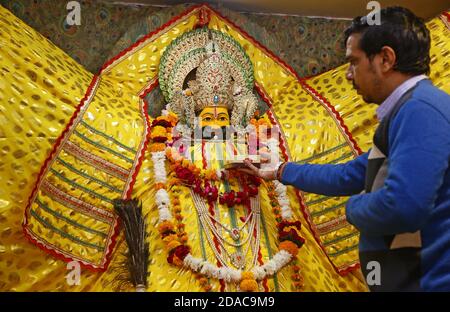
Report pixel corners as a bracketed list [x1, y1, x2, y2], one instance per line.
[345, 33, 383, 104]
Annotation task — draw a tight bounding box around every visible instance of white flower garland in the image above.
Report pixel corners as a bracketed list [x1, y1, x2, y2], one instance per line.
[266, 137, 293, 219]
[274, 181, 292, 219]
[151, 151, 172, 222]
[183, 251, 292, 283]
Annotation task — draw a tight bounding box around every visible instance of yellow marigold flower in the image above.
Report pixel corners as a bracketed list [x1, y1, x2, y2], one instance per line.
[151, 125, 167, 138]
[240, 279, 258, 292]
[182, 158, 191, 168]
[167, 114, 178, 126]
[162, 234, 178, 243]
[258, 119, 269, 126]
[241, 272, 254, 280]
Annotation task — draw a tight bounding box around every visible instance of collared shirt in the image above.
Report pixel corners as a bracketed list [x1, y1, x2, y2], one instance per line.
[376, 74, 428, 121]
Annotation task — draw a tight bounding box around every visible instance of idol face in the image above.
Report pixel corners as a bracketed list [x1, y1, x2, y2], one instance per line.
[198, 106, 230, 128]
[196, 106, 232, 140]
[345, 33, 384, 104]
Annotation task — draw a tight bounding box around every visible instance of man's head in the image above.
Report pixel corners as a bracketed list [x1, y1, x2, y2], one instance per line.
[344, 6, 430, 104]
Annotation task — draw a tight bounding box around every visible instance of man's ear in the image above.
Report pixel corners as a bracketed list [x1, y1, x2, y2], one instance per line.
[379, 46, 397, 72]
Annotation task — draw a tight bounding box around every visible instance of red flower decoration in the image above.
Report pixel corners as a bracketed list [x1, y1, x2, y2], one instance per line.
[193, 180, 203, 195]
[219, 190, 236, 207]
[277, 220, 302, 232]
[174, 245, 190, 261]
[204, 183, 218, 203]
[175, 167, 195, 184]
[279, 229, 305, 248]
[247, 185, 258, 197]
[152, 136, 168, 143]
[152, 119, 172, 128]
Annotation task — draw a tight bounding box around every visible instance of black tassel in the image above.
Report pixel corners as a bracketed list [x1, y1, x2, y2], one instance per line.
[112, 198, 149, 292]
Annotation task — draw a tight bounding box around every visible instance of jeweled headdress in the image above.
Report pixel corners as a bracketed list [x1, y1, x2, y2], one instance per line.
[158, 28, 258, 127]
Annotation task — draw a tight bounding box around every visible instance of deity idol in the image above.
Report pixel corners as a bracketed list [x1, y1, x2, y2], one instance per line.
[137, 28, 364, 291]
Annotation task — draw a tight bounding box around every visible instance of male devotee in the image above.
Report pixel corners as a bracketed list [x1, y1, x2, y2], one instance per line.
[243, 6, 450, 291]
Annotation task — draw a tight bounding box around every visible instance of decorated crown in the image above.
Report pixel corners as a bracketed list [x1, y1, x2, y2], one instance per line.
[158, 28, 258, 127]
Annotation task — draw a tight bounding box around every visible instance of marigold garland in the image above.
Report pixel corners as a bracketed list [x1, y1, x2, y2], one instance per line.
[149, 111, 306, 292]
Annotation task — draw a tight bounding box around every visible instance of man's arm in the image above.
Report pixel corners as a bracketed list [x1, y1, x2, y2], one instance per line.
[280, 152, 368, 197]
[346, 100, 450, 236]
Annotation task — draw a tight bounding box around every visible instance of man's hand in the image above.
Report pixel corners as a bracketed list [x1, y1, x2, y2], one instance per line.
[238, 159, 277, 181]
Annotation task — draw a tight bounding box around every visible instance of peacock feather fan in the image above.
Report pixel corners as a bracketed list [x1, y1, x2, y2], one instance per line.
[112, 198, 150, 292]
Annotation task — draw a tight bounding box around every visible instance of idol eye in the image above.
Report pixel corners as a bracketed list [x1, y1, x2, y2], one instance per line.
[220, 117, 227, 121]
[204, 117, 212, 122]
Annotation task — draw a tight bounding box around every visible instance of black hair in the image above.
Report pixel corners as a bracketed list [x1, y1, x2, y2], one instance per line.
[344, 6, 430, 75]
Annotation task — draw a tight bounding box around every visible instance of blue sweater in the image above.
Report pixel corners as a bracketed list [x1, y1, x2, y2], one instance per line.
[281, 80, 450, 291]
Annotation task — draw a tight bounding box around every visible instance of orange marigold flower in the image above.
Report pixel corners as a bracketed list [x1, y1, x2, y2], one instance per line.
[167, 240, 181, 251]
[205, 169, 217, 181]
[240, 279, 258, 292]
[292, 265, 300, 272]
[167, 112, 178, 125]
[172, 254, 184, 266]
[292, 273, 301, 280]
[293, 281, 304, 288]
[193, 167, 201, 175]
[155, 183, 166, 190]
[179, 234, 189, 243]
[241, 272, 254, 280]
[188, 163, 197, 172]
[162, 234, 178, 243]
[158, 221, 174, 233]
[279, 240, 299, 257]
[182, 159, 191, 168]
[175, 214, 183, 221]
[172, 198, 180, 205]
[150, 143, 166, 152]
[198, 277, 208, 286]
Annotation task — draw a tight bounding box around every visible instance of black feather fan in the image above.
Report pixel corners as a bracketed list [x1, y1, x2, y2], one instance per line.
[112, 198, 149, 292]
